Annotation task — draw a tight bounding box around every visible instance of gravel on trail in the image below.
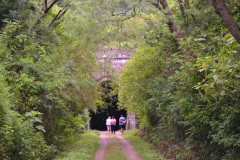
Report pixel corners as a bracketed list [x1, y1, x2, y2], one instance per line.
[95, 131, 144, 160]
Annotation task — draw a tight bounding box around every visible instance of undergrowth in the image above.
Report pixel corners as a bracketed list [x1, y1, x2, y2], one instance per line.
[54, 130, 99, 160]
[123, 129, 165, 160]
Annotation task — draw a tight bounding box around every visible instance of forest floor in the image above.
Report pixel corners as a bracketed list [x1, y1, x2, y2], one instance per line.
[95, 131, 144, 160]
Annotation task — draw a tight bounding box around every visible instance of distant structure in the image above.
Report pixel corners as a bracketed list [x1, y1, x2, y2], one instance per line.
[93, 48, 138, 130]
[125, 113, 139, 130]
[95, 48, 132, 83]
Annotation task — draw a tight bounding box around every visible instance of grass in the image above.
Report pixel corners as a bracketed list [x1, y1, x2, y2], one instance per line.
[104, 143, 128, 160]
[54, 130, 99, 160]
[123, 129, 166, 160]
[103, 132, 128, 160]
[54, 129, 165, 160]
[104, 133, 127, 160]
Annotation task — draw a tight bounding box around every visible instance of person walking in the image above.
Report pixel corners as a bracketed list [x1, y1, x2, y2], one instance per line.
[119, 114, 126, 134]
[106, 116, 112, 134]
[111, 116, 116, 134]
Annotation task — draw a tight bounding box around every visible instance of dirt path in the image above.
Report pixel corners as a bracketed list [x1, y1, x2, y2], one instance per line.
[95, 131, 144, 160]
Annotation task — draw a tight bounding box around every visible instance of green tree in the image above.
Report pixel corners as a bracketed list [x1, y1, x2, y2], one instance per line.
[118, 0, 240, 159]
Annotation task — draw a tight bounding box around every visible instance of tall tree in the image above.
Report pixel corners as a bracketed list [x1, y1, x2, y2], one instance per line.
[212, 0, 240, 44]
[152, 0, 180, 48]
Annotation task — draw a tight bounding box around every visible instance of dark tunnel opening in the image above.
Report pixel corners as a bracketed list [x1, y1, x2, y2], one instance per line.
[90, 81, 126, 131]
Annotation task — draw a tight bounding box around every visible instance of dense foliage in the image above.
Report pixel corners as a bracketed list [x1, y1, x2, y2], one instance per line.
[0, 0, 106, 159]
[118, 0, 240, 159]
[1, 0, 240, 159]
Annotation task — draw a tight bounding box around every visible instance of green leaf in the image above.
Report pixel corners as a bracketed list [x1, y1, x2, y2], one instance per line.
[213, 75, 218, 81]
[35, 125, 45, 132]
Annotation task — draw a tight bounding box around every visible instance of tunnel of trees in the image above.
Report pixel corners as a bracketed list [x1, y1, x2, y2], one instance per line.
[90, 81, 126, 131]
[1, 0, 240, 159]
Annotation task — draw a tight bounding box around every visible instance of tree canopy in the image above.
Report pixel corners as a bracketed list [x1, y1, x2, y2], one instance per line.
[0, 0, 240, 159]
[118, 0, 240, 159]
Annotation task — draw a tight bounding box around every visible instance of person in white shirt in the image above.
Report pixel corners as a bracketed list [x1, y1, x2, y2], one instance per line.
[106, 116, 112, 133]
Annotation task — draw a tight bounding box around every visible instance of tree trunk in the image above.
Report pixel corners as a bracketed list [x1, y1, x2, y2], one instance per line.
[48, 4, 69, 27]
[178, 0, 185, 19]
[43, 0, 60, 17]
[151, 0, 162, 11]
[37, 0, 61, 25]
[159, 0, 180, 48]
[212, 0, 240, 44]
[159, 0, 179, 34]
[45, 0, 48, 10]
[184, 0, 197, 24]
[184, 0, 190, 8]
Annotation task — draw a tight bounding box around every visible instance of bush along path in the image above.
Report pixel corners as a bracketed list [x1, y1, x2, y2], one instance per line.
[54, 130, 99, 160]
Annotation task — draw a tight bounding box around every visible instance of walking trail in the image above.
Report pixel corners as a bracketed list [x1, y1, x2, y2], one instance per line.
[95, 131, 144, 160]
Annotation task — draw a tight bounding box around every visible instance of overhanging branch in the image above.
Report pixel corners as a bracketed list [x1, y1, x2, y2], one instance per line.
[48, 4, 70, 27]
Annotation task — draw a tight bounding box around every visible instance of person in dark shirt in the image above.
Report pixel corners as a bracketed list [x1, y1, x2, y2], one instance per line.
[111, 116, 116, 134]
[119, 114, 126, 134]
